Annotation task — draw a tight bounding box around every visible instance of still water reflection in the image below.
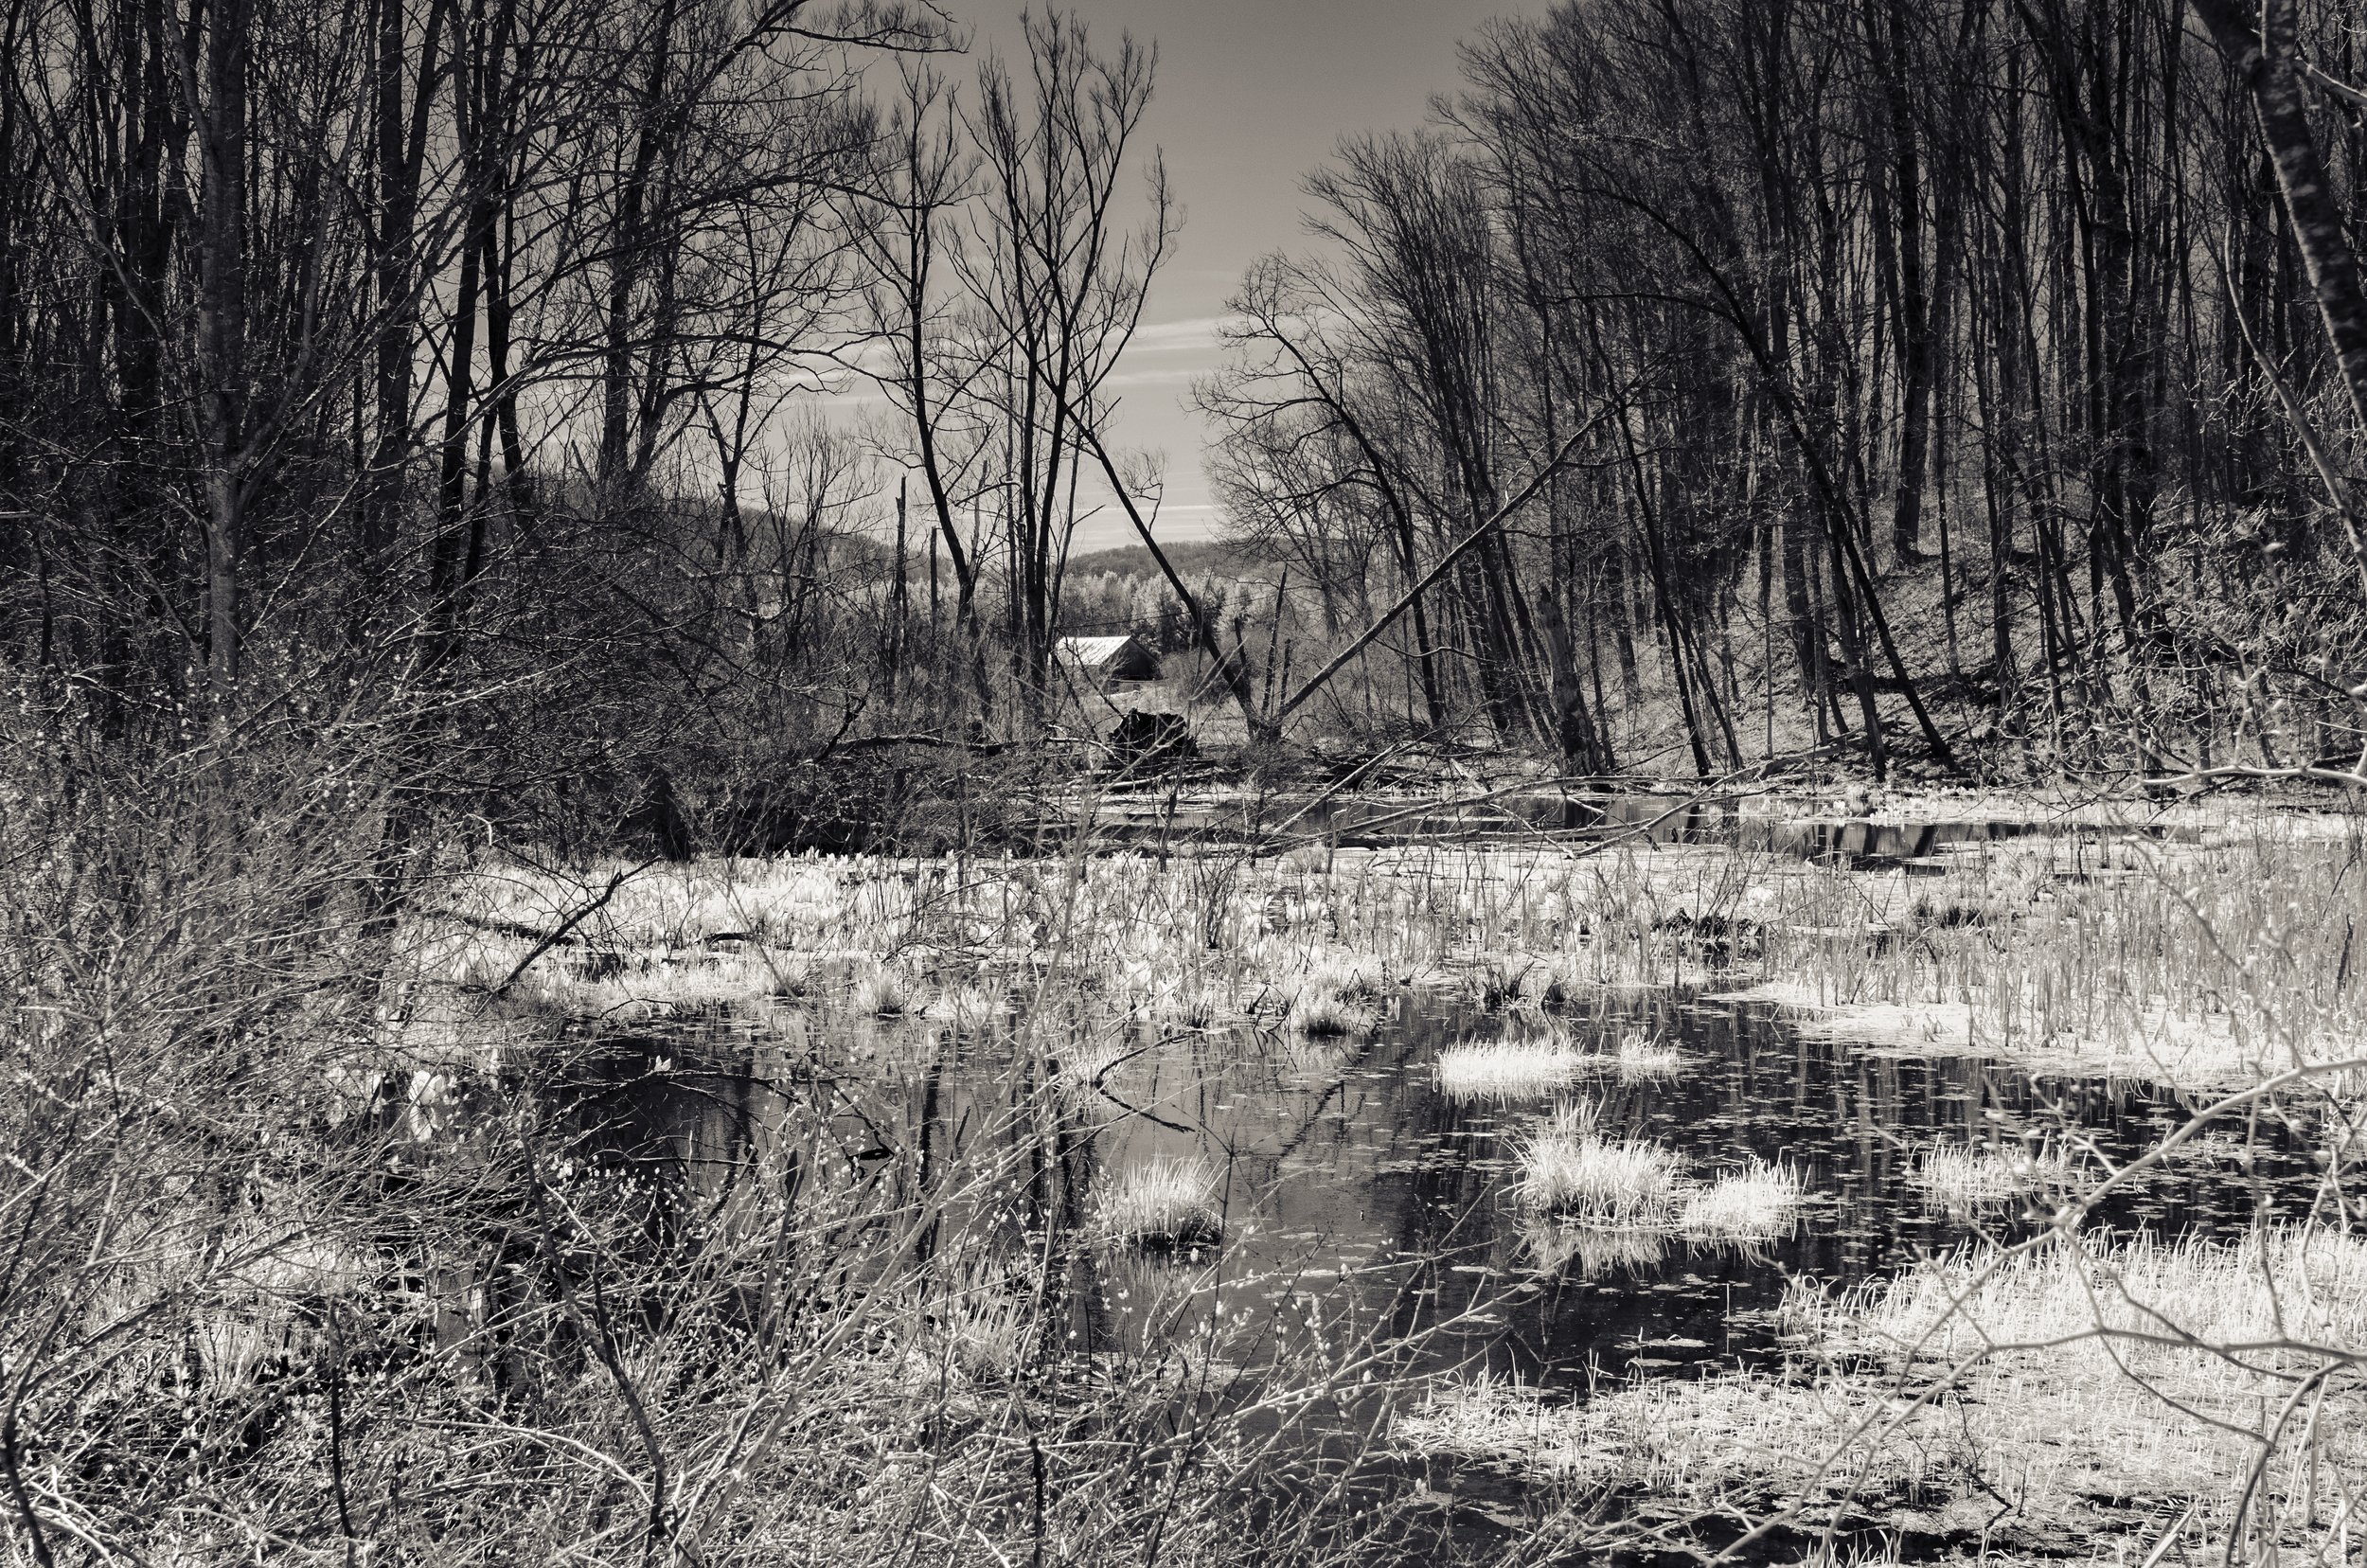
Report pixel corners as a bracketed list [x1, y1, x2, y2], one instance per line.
[567, 987, 2323, 1397]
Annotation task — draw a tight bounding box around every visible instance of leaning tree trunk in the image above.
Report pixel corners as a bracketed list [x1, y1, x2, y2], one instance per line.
[2192, 0, 2367, 588]
[2193, 0, 2367, 440]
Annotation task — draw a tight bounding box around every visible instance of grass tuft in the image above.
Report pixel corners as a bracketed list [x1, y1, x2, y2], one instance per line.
[1907, 1142, 2074, 1212]
[1514, 1106, 1680, 1224]
[1097, 1158, 1224, 1249]
[1435, 1038, 1586, 1099]
[852, 963, 916, 1017]
[1611, 1029, 1682, 1079]
[926, 983, 1001, 1031]
[1285, 989, 1378, 1038]
[1679, 1161, 1806, 1240]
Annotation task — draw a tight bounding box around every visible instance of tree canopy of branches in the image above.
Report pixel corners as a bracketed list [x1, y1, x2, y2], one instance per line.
[1207, 0, 2367, 782]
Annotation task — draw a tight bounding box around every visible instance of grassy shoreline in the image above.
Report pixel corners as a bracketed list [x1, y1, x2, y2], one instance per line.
[410, 794, 2367, 1097]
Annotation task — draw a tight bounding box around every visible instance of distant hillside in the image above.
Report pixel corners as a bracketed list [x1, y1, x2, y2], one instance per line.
[818, 532, 1271, 585]
[1063, 539, 1270, 582]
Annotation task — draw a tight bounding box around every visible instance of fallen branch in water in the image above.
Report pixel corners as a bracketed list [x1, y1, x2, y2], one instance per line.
[488, 861, 655, 998]
[2141, 764, 2367, 792]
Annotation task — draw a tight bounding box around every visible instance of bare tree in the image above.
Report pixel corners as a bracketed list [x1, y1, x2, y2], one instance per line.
[961, 9, 1172, 700]
[854, 62, 987, 625]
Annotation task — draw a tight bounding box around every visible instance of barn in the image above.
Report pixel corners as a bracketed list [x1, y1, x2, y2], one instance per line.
[1056, 633, 1162, 684]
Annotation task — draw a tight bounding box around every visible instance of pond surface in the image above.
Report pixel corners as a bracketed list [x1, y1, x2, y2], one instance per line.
[576, 986, 2327, 1395]
[480, 817, 2359, 1557]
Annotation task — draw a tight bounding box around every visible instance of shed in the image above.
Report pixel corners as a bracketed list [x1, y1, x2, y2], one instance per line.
[1056, 633, 1162, 684]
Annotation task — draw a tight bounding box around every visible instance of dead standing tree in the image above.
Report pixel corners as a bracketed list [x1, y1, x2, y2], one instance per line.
[855, 62, 986, 628]
[961, 9, 1173, 709]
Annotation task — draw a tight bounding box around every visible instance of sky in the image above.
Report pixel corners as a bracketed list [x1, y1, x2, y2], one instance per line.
[952, 0, 1539, 555]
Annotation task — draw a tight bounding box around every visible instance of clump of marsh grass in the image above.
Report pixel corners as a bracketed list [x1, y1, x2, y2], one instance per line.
[1513, 954, 1593, 1012]
[1610, 1028, 1682, 1080]
[1513, 1106, 1680, 1225]
[1277, 953, 1387, 1037]
[1097, 1158, 1224, 1250]
[1679, 1161, 1806, 1241]
[1053, 1039, 1136, 1107]
[927, 982, 1001, 1032]
[750, 946, 817, 998]
[1292, 951, 1388, 1001]
[1467, 951, 1538, 1011]
[1907, 1142, 2074, 1212]
[932, 1270, 1037, 1383]
[1435, 1038, 1587, 1100]
[1285, 989, 1379, 1037]
[852, 963, 917, 1018]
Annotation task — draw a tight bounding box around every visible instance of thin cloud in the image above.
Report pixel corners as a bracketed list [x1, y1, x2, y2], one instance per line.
[1124, 315, 1232, 354]
[1102, 365, 1203, 390]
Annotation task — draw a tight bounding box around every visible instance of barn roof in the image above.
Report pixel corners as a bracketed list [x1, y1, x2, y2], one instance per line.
[1057, 634, 1150, 668]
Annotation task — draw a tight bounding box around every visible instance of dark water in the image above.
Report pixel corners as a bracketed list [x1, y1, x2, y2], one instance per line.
[531, 978, 2346, 1560]
[570, 987, 2326, 1393]
[1092, 793, 2200, 867]
[517, 813, 2346, 1556]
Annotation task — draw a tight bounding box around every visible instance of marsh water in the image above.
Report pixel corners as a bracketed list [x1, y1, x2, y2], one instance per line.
[531, 810, 2340, 1551]
[571, 982, 2323, 1395]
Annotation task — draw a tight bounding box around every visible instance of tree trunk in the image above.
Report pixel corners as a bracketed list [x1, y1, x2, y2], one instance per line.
[197, 0, 251, 703]
[2193, 0, 2367, 448]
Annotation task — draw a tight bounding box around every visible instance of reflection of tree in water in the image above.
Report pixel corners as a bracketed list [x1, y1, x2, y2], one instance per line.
[539, 980, 2324, 1417]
